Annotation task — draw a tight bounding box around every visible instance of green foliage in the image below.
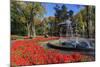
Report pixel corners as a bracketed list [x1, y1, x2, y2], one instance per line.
[11, 1, 95, 38]
[11, 1, 45, 37]
[54, 4, 68, 23]
[74, 6, 95, 38]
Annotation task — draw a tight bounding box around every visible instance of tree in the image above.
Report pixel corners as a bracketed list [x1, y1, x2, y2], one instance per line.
[60, 5, 68, 22]
[11, 1, 45, 37]
[54, 4, 68, 35]
[74, 5, 95, 38]
[47, 16, 55, 36]
[54, 4, 68, 23]
[11, 1, 27, 35]
[42, 17, 49, 37]
[68, 10, 74, 20]
[87, 6, 95, 38]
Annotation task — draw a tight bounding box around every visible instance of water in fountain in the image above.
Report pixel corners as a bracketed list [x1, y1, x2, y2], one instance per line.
[59, 18, 73, 42]
[66, 19, 73, 38]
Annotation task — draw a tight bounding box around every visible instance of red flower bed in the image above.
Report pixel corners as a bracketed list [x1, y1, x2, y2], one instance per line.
[32, 36, 59, 42]
[11, 37, 94, 66]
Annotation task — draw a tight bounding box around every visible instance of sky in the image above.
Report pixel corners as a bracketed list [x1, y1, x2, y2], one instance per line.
[42, 2, 85, 17]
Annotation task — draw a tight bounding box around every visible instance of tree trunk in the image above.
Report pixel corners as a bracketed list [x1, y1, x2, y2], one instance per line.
[27, 22, 36, 38]
[32, 22, 36, 37]
[31, 15, 36, 38]
[86, 6, 90, 38]
[27, 23, 31, 37]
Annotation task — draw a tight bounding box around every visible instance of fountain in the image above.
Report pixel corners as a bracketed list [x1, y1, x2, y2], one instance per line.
[47, 18, 95, 53]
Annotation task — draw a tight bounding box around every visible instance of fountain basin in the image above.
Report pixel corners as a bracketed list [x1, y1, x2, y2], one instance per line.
[47, 38, 95, 52]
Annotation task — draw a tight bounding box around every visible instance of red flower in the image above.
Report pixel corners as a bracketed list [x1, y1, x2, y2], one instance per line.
[11, 37, 94, 66]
